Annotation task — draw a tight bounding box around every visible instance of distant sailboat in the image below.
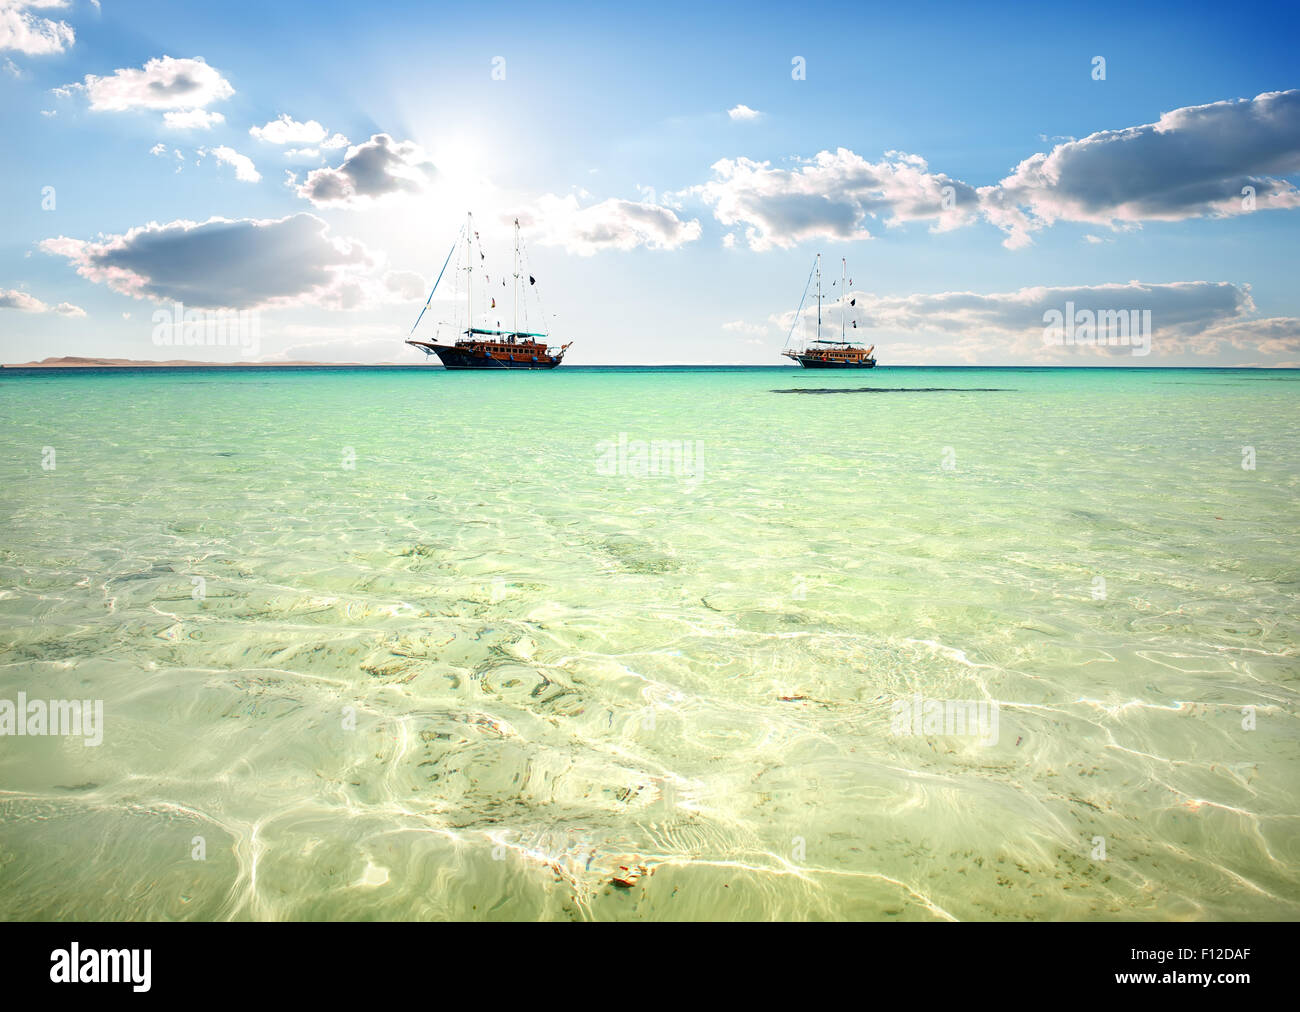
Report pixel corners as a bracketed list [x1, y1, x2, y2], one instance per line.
[781, 254, 876, 368]
[406, 213, 572, 369]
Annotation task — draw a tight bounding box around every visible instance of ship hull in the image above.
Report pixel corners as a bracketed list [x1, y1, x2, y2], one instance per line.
[433, 346, 563, 369]
[407, 340, 566, 370]
[791, 356, 876, 369]
[784, 351, 876, 368]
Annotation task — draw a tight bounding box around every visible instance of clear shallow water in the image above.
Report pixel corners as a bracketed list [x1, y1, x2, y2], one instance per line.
[0, 365, 1297, 921]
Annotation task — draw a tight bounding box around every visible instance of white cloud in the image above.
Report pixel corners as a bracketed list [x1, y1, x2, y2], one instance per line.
[0, 287, 85, 316]
[163, 108, 225, 130]
[250, 114, 348, 149]
[382, 269, 426, 301]
[0, 288, 48, 312]
[688, 90, 1300, 251]
[689, 148, 978, 251]
[0, 1, 75, 56]
[74, 55, 233, 112]
[722, 319, 767, 336]
[728, 104, 761, 121]
[517, 193, 702, 255]
[149, 142, 166, 156]
[210, 145, 260, 183]
[295, 133, 435, 208]
[262, 333, 417, 364]
[1196, 316, 1300, 358]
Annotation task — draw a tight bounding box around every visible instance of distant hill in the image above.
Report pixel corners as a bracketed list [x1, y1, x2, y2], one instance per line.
[4, 356, 407, 368]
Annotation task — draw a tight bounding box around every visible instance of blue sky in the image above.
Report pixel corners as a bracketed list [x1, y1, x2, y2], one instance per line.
[1, 0, 1298, 364]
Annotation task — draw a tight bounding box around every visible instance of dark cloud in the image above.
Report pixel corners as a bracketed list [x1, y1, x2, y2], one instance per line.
[296, 134, 435, 207]
[41, 213, 374, 309]
[983, 90, 1300, 246]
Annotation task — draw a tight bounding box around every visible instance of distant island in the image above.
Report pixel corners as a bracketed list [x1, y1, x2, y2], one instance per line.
[3, 356, 406, 368]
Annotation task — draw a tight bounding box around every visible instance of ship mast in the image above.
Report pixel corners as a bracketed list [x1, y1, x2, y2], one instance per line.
[513, 217, 520, 338]
[815, 253, 822, 343]
[465, 211, 473, 335]
[841, 257, 847, 343]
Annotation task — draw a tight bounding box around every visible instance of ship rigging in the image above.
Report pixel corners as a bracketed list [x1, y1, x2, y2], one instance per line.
[781, 254, 876, 369]
[406, 212, 571, 369]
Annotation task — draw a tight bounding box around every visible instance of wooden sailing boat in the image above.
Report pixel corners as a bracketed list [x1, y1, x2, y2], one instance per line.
[406, 213, 572, 369]
[781, 254, 876, 368]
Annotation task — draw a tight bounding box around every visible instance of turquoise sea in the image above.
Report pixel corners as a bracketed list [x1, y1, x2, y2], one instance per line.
[0, 365, 1297, 920]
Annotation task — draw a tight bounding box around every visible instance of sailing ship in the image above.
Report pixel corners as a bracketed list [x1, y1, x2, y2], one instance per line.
[406, 213, 571, 369]
[781, 254, 876, 368]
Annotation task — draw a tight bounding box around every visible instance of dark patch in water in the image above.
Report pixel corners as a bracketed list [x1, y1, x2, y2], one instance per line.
[110, 564, 177, 582]
[600, 535, 681, 574]
[771, 386, 1011, 394]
